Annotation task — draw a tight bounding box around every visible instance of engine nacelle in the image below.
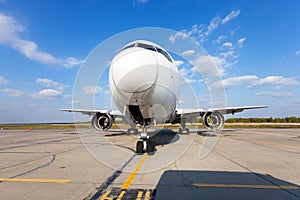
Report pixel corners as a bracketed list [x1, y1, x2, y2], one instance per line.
[91, 113, 113, 131]
[202, 111, 224, 130]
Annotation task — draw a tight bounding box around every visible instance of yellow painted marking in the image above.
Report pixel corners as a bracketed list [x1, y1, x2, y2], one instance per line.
[100, 190, 112, 200]
[136, 191, 143, 200]
[144, 191, 151, 200]
[0, 178, 71, 183]
[122, 153, 148, 190]
[116, 190, 126, 200]
[193, 183, 300, 190]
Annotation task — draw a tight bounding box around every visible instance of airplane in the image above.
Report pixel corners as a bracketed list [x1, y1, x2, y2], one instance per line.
[61, 40, 268, 154]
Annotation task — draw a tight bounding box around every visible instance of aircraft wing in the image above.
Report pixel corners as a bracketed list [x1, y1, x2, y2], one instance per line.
[177, 105, 269, 118]
[60, 109, 123, 117]
[212, 105, 269, 115]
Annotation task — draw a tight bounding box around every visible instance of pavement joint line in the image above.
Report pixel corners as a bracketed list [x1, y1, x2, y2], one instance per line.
[121, 153, 148, 190]
[0, 178, 71, 183]
[192, 183, 300, 189]
[227, 135, 300, 150]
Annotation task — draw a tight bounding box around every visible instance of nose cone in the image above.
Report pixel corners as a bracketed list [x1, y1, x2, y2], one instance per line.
[111, 49, 158, 93]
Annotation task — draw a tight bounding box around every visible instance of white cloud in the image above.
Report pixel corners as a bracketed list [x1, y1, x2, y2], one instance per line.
[169, 10, 241, 45]
[254, 76, 299, 86]
[205, 16, 221, 36]
[212, 75, 258, 90]
[220, 50, 236, 58]
[174, 60, 184, 66]
[169, 31, 189, 43]
[61, 57, 83, 68]
[237, 37, 246, 48]
[0, 88, 24, 96]
[32, 89, 62, 99]
[295, 99, 300, 104]
[179, 67, 197, 83]
[36, 78, 68, 91]
[0, 76, 8, 84]
[192, 55, 226, 77]
[256, 91, 294, 97]
[212, 75, 299, 90]
[222, 10, 240, 24]
[0, 13, 82, 67]
[83, 86, 102, 95]
[169, 24, 206, 43]
[222, 42, 233, 47]
[181, 50, 195, 57]
[182, 77, 197, 83]
[295, 50, 300, 56]
[214, 35, 226, 44]
[168, 10, 242, 77]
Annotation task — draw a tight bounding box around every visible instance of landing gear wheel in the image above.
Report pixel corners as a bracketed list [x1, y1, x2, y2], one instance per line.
[146, 141, 155, 153]
[136, 141, 144, 154]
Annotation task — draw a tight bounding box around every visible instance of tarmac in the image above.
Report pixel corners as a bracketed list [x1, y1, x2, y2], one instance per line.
[0, 128, 299, 200]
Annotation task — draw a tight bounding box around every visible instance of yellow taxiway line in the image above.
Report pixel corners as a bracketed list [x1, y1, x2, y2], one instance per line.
[0, 178, 71, 183]
[193, 183, 300, 190]
[122, 153, 148, 190]
[99, 153, 149, 199]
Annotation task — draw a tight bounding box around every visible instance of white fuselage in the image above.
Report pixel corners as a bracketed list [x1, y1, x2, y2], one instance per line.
[109, 40, 180, 125]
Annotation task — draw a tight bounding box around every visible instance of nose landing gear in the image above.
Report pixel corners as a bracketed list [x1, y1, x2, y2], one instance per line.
[136, 127, 155, 154]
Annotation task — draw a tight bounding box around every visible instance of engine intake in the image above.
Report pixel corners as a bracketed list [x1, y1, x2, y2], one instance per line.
[91, 113, 113, 131]
[202, 111, 224, 130]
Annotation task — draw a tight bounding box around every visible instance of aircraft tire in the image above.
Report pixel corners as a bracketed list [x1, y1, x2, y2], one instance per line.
[136, 141, 144, 154]
[146, 141, 155, 153]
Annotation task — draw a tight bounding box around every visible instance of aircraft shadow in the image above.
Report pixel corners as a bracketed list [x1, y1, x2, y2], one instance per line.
[148, 129, 180, 146]
[197, 129, 235, 137]
[154, 170, 300, 200]
[103, 131, 127, 137]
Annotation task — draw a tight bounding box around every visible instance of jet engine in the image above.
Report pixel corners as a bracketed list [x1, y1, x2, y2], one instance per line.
[202, 111, 224, 130]
[91, 113, 113, 131]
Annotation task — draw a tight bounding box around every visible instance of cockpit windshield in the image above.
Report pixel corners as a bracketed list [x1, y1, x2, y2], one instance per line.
[121, 43, 135, 51]
[156, 47, 173, 63]
[119, 42, 173, 63]
[137, 43, 156, 52]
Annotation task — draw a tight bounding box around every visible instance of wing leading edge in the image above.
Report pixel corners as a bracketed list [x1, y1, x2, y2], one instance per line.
[177, 105, 269, 117]
[60, 109, 123, 117]
[175, 105, 268, 130]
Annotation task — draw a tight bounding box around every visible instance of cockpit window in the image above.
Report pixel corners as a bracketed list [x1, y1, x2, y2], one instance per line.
[119, 42, 173, 63]
[156, 47, 173, 63]
[137, 43, 156, 52]
[121, 43, 135, 52]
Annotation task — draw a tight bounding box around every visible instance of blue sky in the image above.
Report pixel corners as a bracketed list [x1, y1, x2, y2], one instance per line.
[0, 0, 300, 123]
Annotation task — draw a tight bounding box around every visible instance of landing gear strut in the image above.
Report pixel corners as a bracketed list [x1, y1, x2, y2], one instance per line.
[136, 126, 155, 154]
[178, 119, 190, 135]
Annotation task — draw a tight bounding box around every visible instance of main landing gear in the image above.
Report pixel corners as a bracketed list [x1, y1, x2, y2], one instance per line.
[178, 119, 190, 135]
[135, 127, 155, 154]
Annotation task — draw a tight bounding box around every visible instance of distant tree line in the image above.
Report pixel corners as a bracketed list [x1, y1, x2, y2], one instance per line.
[225, 117, 300, 123]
